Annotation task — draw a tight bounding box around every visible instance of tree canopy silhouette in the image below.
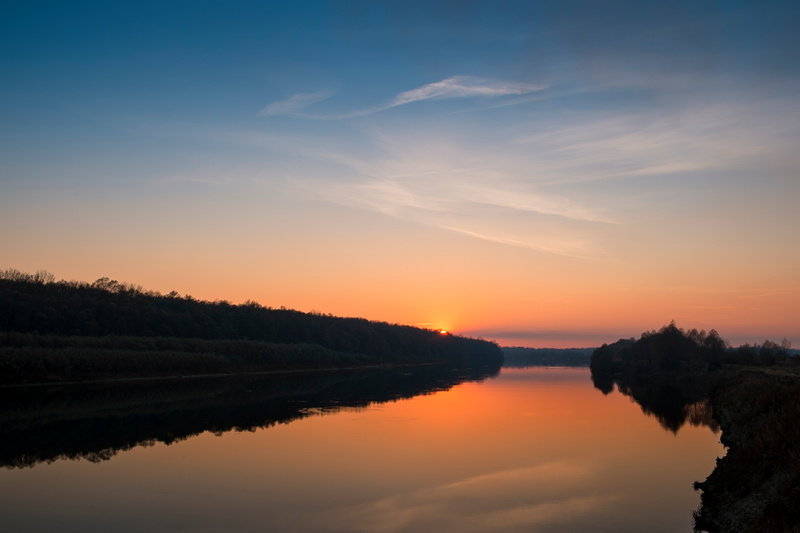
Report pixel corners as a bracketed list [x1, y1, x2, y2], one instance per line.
[0, 270, 502, 383]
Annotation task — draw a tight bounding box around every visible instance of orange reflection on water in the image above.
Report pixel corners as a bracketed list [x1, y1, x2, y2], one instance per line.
[0, 367, 723, 533]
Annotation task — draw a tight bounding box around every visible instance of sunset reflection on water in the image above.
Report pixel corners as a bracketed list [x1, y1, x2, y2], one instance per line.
[0, 367, 722, 532]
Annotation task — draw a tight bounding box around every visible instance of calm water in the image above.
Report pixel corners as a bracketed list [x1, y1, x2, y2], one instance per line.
[0, 367, 722, 532]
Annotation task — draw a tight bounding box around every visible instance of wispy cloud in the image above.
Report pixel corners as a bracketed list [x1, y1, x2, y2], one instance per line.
[510, 101, 800, 186]
[439, 226, 594, 258]
[328, 76, 547, 118]
[204, 122, 613, 257]
[170, 87, 797, 261]
[258, 90, 334, 117]
[389, 76, 546, 107]
[287, 137, 611, 258]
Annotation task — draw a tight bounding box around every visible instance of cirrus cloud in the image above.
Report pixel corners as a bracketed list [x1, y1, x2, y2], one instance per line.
[258, 90, 335, 117]
[296, 76, 549, 119]
[388, 75, 547, 108]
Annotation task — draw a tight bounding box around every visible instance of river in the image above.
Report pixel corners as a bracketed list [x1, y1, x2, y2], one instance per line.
[0, 366, 722, 532]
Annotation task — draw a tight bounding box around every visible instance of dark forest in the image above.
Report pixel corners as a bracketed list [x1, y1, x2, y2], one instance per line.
[0, 269, 502, 383]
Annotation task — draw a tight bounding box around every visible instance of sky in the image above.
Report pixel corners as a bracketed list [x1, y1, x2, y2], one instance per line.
[2, 1, 799, 347]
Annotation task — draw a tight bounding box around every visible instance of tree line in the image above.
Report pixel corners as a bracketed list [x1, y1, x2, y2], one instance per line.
[590, 322, 793, 381]
[0, 269, 502, 382]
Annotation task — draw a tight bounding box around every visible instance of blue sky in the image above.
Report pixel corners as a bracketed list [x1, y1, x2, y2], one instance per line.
[2, 1, 799, 346]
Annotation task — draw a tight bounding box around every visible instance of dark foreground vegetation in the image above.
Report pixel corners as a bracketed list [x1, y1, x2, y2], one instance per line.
[0, 363, 500, 469]
[0, 269, 502, 383]
[693, 368, 800, 533]
[590, 323, 799, 533]
[502, 347, 593, 367]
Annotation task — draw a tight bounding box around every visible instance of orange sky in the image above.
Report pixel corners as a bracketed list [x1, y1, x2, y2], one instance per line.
[3, 189, 797, 347]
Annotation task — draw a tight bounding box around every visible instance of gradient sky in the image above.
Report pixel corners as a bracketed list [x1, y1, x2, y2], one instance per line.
[2, 1, 799, 347]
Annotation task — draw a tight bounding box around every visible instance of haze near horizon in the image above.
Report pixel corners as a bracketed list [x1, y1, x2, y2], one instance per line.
[2, 1, 798, 347]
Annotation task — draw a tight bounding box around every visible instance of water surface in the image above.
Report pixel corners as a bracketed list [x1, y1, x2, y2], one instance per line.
[0, 367, 722, 532]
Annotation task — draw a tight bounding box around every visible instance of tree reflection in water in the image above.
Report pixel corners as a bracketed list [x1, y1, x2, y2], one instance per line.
[0, 361, 500, 469]
[591, 361, 719, 434]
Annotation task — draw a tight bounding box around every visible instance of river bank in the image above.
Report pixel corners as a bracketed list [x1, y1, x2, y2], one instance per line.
[693, 367, 800, 532]
[588, 324, 799, 532]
